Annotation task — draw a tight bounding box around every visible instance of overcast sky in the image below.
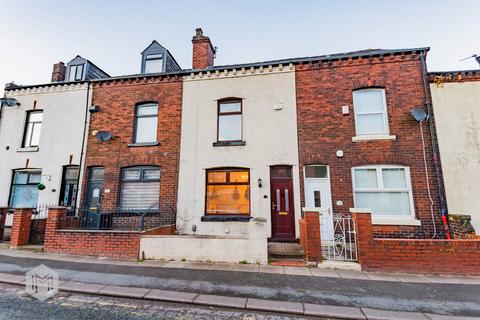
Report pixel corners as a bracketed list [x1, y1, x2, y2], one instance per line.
[0, 0, 478, 87]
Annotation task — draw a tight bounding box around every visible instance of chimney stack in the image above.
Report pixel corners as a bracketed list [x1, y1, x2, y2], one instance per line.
[192, 28, 215, 69]
[51, 62, 66, 82]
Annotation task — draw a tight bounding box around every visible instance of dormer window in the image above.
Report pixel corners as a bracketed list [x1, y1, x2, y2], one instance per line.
[68, 64, 84, 81]
[144, 54, 164, 73]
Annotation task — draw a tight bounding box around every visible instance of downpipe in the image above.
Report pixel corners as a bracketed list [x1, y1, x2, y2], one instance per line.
[420, 51, 451, 239]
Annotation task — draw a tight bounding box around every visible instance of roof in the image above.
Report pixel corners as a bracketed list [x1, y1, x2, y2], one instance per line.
[5, 47, 429, 91]
[429, 69, 480, 83]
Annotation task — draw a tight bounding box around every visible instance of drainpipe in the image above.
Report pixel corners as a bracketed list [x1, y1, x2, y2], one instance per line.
[76, 82, 91, 212]
[419, 51, 451, 239]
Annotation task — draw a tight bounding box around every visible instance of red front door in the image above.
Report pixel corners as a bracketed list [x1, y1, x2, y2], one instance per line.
[270, 166, 295, 241]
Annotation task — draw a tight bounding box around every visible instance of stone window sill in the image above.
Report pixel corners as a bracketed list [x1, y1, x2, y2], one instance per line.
[212, 141, 246, 147]
[352, 135, 396, 142]
[17, 146, 39, 152]
[201, 215, 252, 222]
[127, 142, 159, 147]
[372, 217, 421, 226]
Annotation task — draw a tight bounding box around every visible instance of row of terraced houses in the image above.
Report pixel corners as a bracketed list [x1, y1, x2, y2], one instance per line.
[1, 29, 479, 274]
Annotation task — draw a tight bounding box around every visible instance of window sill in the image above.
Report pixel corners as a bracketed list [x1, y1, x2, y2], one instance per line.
[372, 217, 421, 226]
[201, 215, 252, 222]
[127, 142, 159, 147]
[17, 146, 39, 152]
[352, 135, 396, 142]
[212, 141, 246, 147]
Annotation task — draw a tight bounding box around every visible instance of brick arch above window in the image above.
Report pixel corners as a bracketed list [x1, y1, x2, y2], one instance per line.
[352, 78, 387, 90]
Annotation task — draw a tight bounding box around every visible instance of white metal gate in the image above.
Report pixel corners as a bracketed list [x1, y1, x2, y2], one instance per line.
[320, 212, 358, 261]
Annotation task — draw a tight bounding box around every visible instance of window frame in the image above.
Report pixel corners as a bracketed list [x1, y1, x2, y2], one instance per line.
[9, 169, 42, 208]
[144, 53, 164, 73]
[205, 167, 250, 216]
[352, 88, 389, 136]
[22, 110, 43, 148]
[217, 99, 243, 143]
[68, 64, 84, 81]
[119, 166, 161, 211]
[304, 164, 329, 180]
[133, 102, 159, 144]
[351, 165, 415, 220]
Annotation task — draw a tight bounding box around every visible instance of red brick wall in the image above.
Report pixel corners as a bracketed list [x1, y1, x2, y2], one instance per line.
[352, 211, 480, 275]
[299, 211, 322, 262]
[83, 76, 183, 226]
[10, 208, 32, 248]
[44, 207, 175, 258]
[295, 52, 445, 238]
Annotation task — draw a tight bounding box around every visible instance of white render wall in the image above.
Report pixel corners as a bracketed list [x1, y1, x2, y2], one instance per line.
[0, 83, 90, 209]
[430, 81, 480, 234]
[177, 66, 301, 239]
[140, 220, 268, 264]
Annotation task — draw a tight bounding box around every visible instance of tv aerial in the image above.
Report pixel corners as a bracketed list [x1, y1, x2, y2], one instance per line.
[459, 54, 480, 67]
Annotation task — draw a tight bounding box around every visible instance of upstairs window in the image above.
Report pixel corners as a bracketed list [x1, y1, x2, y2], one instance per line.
[206, 168, 250, 215]
[352, 88, 388, 136]
[120, 166, 160, 210]
[134, 103, 158, 143]
[217, 99, 242, 142]
[352, 165, 414, 218]
[23, 111, 43, 148]
[10, 169, 41, 208]
[68, 64, 84, 81]
[144, 54, 164, 73]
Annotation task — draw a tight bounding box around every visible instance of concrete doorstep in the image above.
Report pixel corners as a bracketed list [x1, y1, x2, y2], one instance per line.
[0, 273, 476, 320]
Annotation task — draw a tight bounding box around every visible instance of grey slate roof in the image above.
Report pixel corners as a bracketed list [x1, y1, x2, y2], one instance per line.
[5, 47, 429, 91]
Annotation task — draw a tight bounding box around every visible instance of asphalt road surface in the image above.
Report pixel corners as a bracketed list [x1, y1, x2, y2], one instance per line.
[0, 283, 318, 320]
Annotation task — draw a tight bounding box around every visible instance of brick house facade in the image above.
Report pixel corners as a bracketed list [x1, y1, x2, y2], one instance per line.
[295, 49, 446, 238]
[82, 75, 183, 226]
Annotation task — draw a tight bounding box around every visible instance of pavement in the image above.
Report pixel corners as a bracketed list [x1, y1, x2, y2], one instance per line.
[0, 248, 479, 319]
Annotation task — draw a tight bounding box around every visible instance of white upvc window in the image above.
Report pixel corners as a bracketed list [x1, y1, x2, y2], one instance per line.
[352, 165, 415, 219]
[352, 88, 389, 136]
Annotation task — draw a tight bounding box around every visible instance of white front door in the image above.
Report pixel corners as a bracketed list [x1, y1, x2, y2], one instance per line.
[304, 165, 334, 241]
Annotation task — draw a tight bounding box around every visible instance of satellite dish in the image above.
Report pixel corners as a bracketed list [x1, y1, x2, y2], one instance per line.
[411, 108, 429, 122]
[95, 131, 113, 142]
[0, 98, 19, 107]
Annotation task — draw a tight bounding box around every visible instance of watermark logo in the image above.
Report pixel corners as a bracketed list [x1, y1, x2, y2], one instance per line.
[25, 264, 59, 301]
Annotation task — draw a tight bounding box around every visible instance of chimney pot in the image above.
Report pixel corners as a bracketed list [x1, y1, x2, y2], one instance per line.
[192, 28, 215, 69]
[51, 62, 66, 82]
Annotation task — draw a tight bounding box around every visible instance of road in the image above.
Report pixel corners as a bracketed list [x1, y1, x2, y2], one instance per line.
[0, 283, 318, 320]
[1, 253, 479, 317]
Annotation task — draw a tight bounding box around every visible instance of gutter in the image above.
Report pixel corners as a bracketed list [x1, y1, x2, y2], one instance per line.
[419, 51, 451, 239]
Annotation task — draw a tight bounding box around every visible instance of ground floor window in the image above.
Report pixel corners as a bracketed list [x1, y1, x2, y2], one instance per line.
[120, 166, 160, 210]
[10, 169, 42, 208]
[206, 168, 250, 215]
[352, 165, 414, 217]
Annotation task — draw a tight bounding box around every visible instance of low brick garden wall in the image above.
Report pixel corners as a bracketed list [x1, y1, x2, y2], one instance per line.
[352, 210, 480, 275]
[299, 210, 321, 262]
[44, 207, 175, 259]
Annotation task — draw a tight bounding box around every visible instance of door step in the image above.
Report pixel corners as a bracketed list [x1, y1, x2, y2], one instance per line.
[268, 242, 304, 256]
[268, 242, 306, 266]
[269, 256, 307, 267]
